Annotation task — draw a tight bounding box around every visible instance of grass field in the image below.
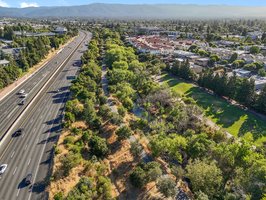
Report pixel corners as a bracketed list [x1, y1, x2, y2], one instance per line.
[162, 74, 266, 145]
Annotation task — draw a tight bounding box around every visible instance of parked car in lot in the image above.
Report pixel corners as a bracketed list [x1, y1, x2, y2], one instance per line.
[12, 128, 24, 137]
[0, 164, 7, 174]
[25, 173, 32, 185]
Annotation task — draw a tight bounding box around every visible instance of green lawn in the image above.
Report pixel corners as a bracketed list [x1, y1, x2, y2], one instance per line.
[162, 74, 266, 145]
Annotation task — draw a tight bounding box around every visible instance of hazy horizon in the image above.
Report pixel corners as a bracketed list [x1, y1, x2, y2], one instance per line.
[4, 0, 266, 8]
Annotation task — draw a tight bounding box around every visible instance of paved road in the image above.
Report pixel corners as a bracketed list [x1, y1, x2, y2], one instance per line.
[0, 34, 82, 140]
[0, 31, 92, 200]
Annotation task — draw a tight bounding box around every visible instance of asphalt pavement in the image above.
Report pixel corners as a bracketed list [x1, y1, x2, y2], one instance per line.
[0, 31, 92, 200]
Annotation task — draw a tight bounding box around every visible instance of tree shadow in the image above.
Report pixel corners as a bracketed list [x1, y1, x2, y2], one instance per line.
[52, 91, 70, 104]
[45, 115, 63, 125]
[109, 159, 139, 200]
[238, 115, 266, 141]
[161, 74, 183, 87]
[38, 135, 58, 145]
[185, 87, 243, 129]
[18, 178, 29, 189]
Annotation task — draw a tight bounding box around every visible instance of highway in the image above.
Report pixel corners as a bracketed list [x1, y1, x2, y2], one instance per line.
[0, 32, 83, 140]
[0, 31, 92, 200]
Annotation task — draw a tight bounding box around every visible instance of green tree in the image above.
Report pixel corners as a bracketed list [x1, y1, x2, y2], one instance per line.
[89, 135, 108, 158]
[115, 125, 132, 141]
[236, 78, 255, 106]
[258, 68, 266, 77]
[250, 46, 260, 54]
[156, 176, 177, 198]
[256, 85, 266, 114]
[144, 161, 162, 182]
[129, 166, 146, 188]
[186, 159, 223, 199]
[229, 52, 238, 63]
[130, 140, 143, 158]
[171, 165, 185, 183]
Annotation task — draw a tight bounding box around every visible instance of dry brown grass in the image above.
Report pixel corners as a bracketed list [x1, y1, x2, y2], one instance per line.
[48, 129, 84, 199]
[48, 120, 86, 199]
[49, 165, 84, 200]
[71, 121, 87, 129]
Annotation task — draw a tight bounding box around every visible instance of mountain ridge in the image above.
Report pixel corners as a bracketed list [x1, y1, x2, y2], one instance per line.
[1, 3, 266, 19]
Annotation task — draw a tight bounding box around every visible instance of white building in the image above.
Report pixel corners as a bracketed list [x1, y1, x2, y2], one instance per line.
[251, 76, 266, 90]
[0, 59, 9, 67]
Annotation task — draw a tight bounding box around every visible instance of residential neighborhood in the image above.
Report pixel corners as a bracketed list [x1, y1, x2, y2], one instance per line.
[127, 26, 266, 92]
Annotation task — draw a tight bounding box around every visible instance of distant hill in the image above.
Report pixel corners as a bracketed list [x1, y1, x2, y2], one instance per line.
[1, 3, 266, 19]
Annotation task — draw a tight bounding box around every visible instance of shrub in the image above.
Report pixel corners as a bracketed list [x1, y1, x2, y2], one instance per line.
[54, 192, 63, 200]
[110, 113, 123, 125]
[115, 125, 132, 141]
[89, 135, 108, 158]
[60, 152, 81, 176]
[129, 166, 146, 188]
[117, 105, 127, 117]
[156, 176, 177, 198]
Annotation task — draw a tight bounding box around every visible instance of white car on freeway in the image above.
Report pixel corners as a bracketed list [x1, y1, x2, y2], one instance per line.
[0, 164, 7, 174]
[17, 89, 25, 95]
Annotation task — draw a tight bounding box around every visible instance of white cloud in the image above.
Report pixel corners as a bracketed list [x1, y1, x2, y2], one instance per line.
[20, 2, 39, 8]
[0, 0, 9, 7]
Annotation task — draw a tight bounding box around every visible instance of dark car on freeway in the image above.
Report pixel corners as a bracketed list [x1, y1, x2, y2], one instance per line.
[25, 173, 32, 185]
[12, 128, 24, 137]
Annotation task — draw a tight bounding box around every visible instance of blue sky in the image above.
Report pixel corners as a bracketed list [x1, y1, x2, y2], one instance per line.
[2, 0, 266, 8]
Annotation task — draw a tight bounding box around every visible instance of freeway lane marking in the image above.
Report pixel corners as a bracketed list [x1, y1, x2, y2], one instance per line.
[0, 36, 83, 156]
[16, 189, 20, 197]
[24, 144, 28, 150]
[27, 51, 84, 199]
[13, 166, 17, 175]
[27, 158, 31, 166]
[11, 151, 15, 158]
[7, 107, 18, 119]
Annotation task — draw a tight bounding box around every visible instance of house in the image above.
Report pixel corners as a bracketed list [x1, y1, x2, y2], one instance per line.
[247, 31, 263, 40]
[216, 40, 237, 47]
[0, 39, 13, 45]
[136, 26, 164, 35]
[261, 46, 266, 56]
[238, 54, 255, 64]
[53, 27, 67, 35]
[251, 76, 266, 90]
[187, 55, 201, 62]
[174, 50, 195, 59]
[207, 47, 233, 60]
[190, 63, 203, 73]
[233, 69, 252, 78]
[0, 59, 9, 67]
[1, 48, 24, 60]
[195, 57, 210, 67]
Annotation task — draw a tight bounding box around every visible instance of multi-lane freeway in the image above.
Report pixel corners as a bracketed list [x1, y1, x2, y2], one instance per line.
[0, 31, 91, 200]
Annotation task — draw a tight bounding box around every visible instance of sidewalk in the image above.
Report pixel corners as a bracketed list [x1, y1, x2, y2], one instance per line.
[0, 36, 76, 102]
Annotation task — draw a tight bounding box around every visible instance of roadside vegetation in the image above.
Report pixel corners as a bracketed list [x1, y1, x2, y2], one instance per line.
[50, 27, 265, 200]
[0, 24, 78, 90]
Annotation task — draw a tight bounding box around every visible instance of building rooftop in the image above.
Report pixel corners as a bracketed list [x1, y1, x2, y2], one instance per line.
[0, 59, 9, 66]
